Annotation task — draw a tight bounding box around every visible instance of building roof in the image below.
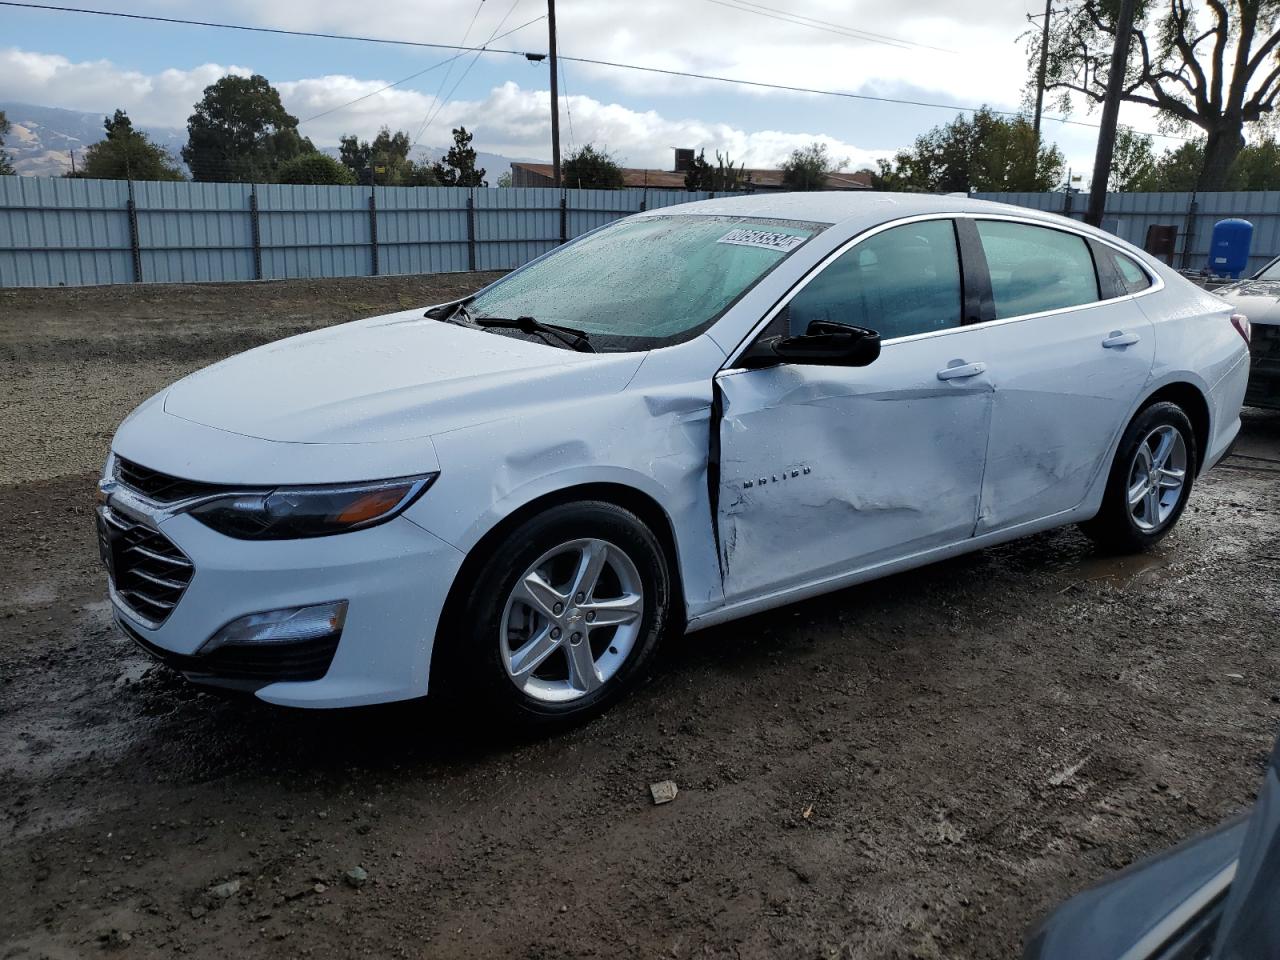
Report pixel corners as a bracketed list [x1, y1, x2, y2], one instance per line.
[510, 162, 873, 191]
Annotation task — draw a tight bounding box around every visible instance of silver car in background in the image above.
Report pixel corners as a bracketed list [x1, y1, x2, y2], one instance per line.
[1216, 257, 1280, 409]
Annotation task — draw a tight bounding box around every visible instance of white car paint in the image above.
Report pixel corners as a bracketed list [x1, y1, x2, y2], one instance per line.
[101, 192, 1249, 708]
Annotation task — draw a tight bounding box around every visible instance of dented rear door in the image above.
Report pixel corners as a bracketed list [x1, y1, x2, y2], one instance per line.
[970, 220, 1157, 534]
[713, 325, 995, 603]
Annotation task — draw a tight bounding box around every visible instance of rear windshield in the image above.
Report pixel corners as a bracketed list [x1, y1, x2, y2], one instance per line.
[468, 214, 825, 351]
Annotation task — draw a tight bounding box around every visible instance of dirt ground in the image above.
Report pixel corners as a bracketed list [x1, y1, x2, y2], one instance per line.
[1, 275, 1278, 960]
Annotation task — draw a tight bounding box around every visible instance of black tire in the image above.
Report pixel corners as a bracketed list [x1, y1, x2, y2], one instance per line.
[1080, 401, 1198, 552]
[438, 501, 671, 726]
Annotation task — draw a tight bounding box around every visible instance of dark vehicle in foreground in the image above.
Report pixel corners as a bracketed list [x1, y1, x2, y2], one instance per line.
[1025, 729, 1279, 959]
[1217, 258, 1280, 408]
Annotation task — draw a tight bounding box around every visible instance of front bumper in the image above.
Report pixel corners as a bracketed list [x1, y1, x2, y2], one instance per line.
[107, 511, 465, 708]
[1246, 324, 1280, 409]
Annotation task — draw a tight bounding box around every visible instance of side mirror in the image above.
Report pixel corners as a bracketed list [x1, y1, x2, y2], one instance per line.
[741, 320, 881, 369]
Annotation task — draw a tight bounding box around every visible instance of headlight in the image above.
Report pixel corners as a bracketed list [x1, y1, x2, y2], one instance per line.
[190, 474, 437, 540]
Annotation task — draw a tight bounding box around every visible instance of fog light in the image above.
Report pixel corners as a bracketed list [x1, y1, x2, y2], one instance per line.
[200, 601, 348, 655]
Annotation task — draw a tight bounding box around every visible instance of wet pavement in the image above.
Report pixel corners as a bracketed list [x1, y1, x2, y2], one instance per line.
[1, 277, 1278, 959]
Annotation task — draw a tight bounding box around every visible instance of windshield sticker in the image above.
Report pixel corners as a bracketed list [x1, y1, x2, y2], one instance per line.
[716, 228, 806, 253]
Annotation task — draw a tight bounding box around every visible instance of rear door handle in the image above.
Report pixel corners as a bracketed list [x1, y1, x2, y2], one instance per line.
[937, 360, 987, 381]
[1102, 330, 1141, 348]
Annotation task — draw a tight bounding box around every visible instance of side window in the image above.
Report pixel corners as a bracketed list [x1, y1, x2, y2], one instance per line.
[785, 220, 962, 341]
[1110, 250, 1153, 293]
[976, 221, 1100, 319]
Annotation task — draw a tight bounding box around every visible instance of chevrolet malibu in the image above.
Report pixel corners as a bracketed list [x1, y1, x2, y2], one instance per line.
[97, 193, 1250, 723]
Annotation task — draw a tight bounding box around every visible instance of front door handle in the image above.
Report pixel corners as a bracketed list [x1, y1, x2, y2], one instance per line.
[937, 360, 987, 381]
[1102, 330, 1141, 348]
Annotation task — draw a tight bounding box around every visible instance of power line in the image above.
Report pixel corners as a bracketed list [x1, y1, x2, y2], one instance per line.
[557, 53, 1194, 141]
[412, 0, 524, 149]
[0, 1, 542, 57]
[298, 15, 544, 126]
[0, 0, 1193, 141]
[560, 57, 576, 154]
[417, 0, 487, 144]
[703, 0, 954, 54]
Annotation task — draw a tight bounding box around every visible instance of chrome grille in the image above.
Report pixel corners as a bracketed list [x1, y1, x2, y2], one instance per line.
[115, 457, 228, 504]
[97, 506, 193, 626]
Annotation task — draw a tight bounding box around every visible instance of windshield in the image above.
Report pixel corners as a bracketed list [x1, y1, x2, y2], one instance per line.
[467, 214, 824, 351]
[1255, 259, 1280, 281]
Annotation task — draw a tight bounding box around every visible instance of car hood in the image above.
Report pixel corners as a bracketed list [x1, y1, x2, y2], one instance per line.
[1216, 280, 1280, 325]
[162, 309, 645, 444]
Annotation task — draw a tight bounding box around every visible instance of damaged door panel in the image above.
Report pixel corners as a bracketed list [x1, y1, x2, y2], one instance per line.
[713, 329, 995, 602]
[971, 220, 1157, 533]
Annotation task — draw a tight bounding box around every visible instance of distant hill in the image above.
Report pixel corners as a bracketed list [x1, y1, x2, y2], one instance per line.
[1, 101, 540, 182]
[0, 102, 186, 177]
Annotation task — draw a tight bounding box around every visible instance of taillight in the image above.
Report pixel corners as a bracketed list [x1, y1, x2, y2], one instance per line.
[1230, 313, 1251, 344]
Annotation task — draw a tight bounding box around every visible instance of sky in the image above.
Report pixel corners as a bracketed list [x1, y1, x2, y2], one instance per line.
[0, 0, 1188, 178]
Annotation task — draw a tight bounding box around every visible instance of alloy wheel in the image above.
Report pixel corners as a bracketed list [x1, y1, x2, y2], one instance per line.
[1127, 424, 1188, 532]
[499, 538, 645, 703]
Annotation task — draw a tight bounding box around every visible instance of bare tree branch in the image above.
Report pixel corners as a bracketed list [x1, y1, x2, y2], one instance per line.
[1171, 0, 1213, 111]
[1037, 0, 1280, 188]
[1244, 61, 1280, 118]
[1203, 0, 1231, 110]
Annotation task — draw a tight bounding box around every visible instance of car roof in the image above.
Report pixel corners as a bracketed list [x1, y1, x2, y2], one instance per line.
[643, 190, 1090, 233]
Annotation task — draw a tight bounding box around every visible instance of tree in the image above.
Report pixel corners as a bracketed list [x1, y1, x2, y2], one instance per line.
[496, 170, 513, 187]
[0, 110, 14, 176]
[1034, 0, 1280, 190]
[337, 126, 435, 185]
[684, 148, 751, 191]
[781, 142, 847, 190]
[1131, 135, 1280, 189]
[1135, 139, 1207, 189]
[871, 109, 1063, 193]
[1109, 125, 1157, 190]
[75, 109, 184, 181]
[183, 74, 313, 182]
[1229, 136, 1280, 188]
[430, 126, 486, 186]
[276, 153, 357, 185]
[683, 149, 712, 190]
[562, 144, 624, 189]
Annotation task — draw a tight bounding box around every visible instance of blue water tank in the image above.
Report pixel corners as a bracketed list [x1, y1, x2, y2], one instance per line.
[1208, 218, 1254, 277]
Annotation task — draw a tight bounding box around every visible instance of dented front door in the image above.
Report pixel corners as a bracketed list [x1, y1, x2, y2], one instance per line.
[713, 328, 995, 603]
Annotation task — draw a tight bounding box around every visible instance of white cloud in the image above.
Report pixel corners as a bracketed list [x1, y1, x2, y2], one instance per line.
[1, 48, 890, 170]
[213, 0, 1035, 105]
[0, 48, 250, 129]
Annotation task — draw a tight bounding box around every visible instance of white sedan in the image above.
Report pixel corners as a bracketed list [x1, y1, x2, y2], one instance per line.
[97, 193, 1250, 722]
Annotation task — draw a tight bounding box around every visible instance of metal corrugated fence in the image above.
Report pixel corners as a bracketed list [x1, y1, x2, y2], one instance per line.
[0, 175, 736, 287]
[974, 189, 1280, 275]
[8, 176, 1280, 287]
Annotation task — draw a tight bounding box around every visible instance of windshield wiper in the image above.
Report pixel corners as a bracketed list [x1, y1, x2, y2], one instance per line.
[473, 315, 595, 353]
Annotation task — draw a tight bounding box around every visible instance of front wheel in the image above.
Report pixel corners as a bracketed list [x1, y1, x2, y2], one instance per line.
[442, 501, 671, 725]
[1080, 401, 1197, 552]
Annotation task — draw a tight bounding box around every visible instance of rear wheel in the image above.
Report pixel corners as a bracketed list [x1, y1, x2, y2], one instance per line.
[442, 501, 671, 725]
[1080, 401, 1197, 552]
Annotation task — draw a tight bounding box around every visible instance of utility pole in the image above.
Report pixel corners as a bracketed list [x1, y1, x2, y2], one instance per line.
[1085, 0, 1137, 227]
[69, 148, 77, 176]
[547, 0, 562, 187]
[1032, 0, 1052, 141]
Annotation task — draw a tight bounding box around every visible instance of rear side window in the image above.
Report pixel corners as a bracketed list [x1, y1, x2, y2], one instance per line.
[785, 219, 963, 340]
[976, 221, 1100, 319]
[1110, 250, 1152, 293]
